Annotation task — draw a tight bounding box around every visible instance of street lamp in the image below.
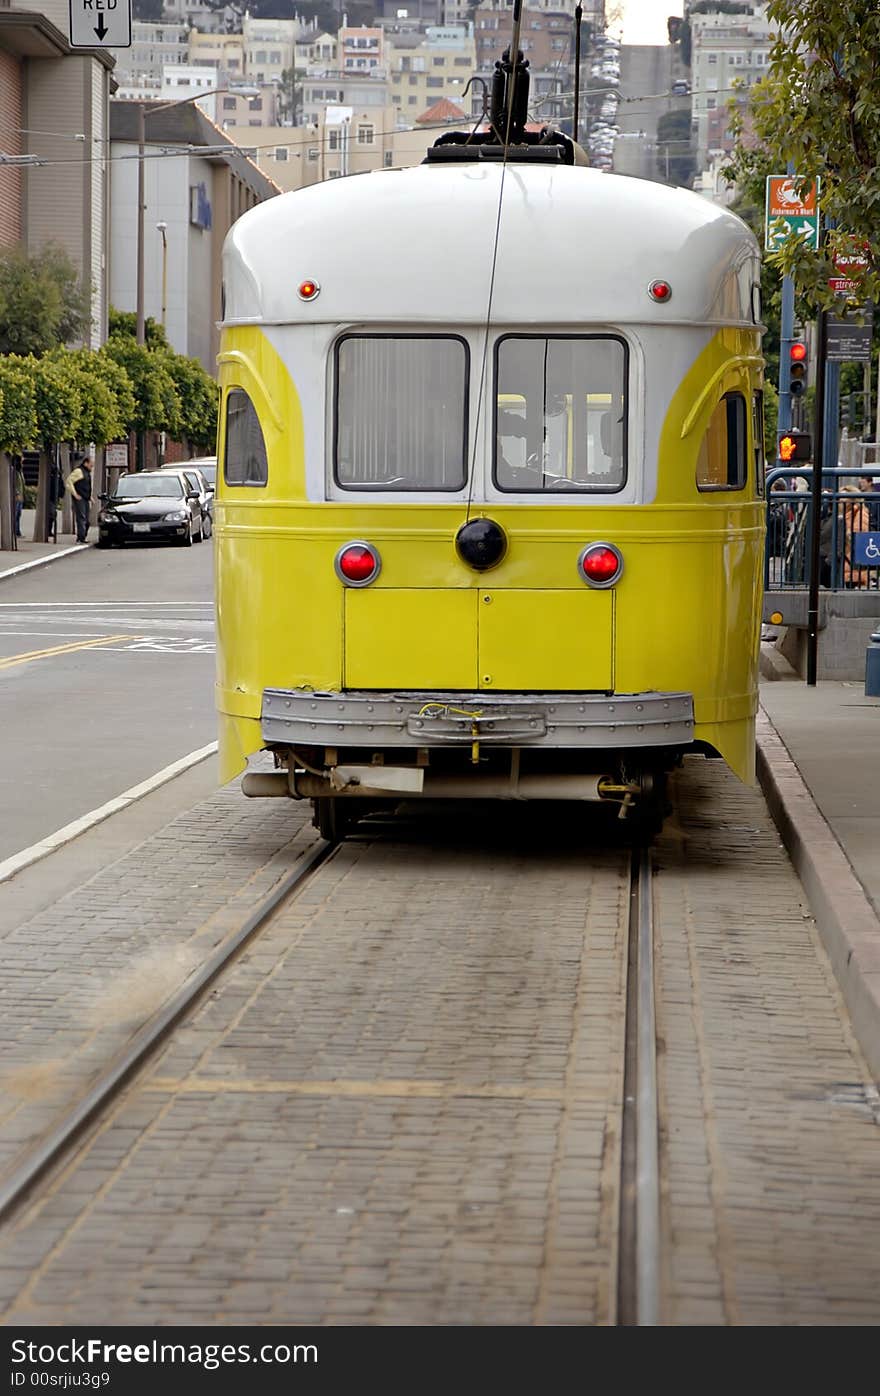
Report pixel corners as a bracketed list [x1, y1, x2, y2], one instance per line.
[135, 85, 259, 346]
[156, 221, 167, 330]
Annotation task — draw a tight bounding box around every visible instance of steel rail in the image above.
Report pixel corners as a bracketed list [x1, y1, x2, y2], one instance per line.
[617, 846, 661, 1324]
[0, 837, 335, 1224]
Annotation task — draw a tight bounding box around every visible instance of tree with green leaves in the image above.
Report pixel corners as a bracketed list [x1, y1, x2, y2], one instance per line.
[0, 357, 38, 550]
[0, 244, 92, 356]
[725, 0, 880, 311]
[103, 336, 183, 441]
[158, 351, 219, 454]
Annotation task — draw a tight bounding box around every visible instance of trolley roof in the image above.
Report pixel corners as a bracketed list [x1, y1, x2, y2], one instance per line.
[222, 163, 761, 330]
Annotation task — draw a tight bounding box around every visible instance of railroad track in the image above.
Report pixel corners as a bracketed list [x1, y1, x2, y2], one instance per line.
[3, 770, 879, 1326]
[0, 813, 663, 1324]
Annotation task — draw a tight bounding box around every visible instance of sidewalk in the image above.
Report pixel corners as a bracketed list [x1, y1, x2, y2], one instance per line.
[758, 678, 880, 1078]
[760, 680, 880, 917]
[0, 509, 88, 580]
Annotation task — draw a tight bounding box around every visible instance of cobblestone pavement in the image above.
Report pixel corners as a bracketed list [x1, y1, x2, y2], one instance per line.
[0, 778, 313, 1176]
[1, 760, 879, 1325]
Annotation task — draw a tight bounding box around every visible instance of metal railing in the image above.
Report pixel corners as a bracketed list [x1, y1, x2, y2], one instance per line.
[765, 467, 880, 592]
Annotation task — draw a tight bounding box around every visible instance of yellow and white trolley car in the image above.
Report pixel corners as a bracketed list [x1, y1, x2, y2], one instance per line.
[215, 73, 765, 837]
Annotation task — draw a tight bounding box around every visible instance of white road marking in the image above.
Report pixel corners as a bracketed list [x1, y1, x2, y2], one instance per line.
[0, 742, 219, 885]
[0, 601, 211, 608]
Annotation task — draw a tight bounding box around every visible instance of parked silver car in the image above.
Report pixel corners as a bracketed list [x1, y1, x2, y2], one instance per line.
[160, 463, 214, 537]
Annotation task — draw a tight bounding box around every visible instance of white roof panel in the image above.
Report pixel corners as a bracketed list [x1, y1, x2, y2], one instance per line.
[222, 163, 760, 328]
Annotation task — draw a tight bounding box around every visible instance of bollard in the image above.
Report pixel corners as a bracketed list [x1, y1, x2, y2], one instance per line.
[866, 631, 880, 698]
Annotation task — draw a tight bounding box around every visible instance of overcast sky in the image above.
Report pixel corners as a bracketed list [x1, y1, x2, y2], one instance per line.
[616, 1, 684, 45]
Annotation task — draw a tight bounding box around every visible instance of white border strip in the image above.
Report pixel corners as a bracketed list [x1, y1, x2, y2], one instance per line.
[0, 545, 87, 582]
[0, 742, 218, 884]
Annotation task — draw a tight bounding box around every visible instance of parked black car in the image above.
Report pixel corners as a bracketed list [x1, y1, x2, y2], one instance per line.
[97, 471, 204, 547]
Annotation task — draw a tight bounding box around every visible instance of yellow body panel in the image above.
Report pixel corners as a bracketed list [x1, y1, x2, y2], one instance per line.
[478, 590, 613, 691]
[346, 590, 478, 689]
[215, 324, 764, 785]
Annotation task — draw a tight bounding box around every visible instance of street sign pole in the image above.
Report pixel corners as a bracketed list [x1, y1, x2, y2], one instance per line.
[807, 306, 828, 687]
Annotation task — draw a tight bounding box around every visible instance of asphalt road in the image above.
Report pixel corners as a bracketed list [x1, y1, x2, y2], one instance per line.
[0, 540, 216, 861]
[613, 45, 683, 183]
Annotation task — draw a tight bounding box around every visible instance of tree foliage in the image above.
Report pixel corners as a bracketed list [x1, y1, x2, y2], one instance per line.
[0, 244, 92, 356]
[158, 351, 219, 452]
[0, 358, 38, 453]
[656, 109, 694, 187]
[725, 0, 880, 311]
[104, 336, 183, 438]
[29, 354, 83, 448]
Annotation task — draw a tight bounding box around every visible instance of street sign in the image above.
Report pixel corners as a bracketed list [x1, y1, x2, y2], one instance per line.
[69, 0, 131, 49]
[826, 306, 873, 363]
[829, 242, 870, 298]
[104, 442, 129, 471]
[765, 175, 820, 251]
[853, 533, 880, 566]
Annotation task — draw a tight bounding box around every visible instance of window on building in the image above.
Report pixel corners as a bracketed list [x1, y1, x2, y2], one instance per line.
[256, 49, 267, 63]
[328, 130, 339, 150]
[307, 147, 318, 160]
[249, 97, 262, 110]
[224, 388, 268, 488]
[384, 150, 393, 167]
[494, 336, 628, 494]
[270, 50, 281, 63]
[328, 169, 342, 178]
[433, 56, 444, 66]
[708, 52, 717, 64]
[357, 124, 374, 144]
[335, 336, 468, 491]
[275, 147, 288, 160]
[409, 75, 418, 85]
[408, 95, 418, 104]
[707, 98, 716, 109]
[223, 96, 236, 110]
[696, 392, 747, 491]
[454, 57, 470, 66]
[426, 76, 443, 87]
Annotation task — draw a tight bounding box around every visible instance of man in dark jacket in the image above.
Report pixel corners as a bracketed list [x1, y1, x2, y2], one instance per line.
[66, 455, 92, 544]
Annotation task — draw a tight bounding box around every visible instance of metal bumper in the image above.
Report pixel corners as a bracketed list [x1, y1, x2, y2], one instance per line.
[261, 689, 694, 750]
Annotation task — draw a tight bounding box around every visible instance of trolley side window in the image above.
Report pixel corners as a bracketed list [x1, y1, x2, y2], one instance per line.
[493, 336, 627, 493]
[334, 336, 468, 492]
[696, 391, 748, 492]
[752, 390, 766, 496]
[224, 388, 268, 488]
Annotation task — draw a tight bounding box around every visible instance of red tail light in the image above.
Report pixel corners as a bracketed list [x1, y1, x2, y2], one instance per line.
[335, 541, 381, 586]
[578, 542, 623, 588]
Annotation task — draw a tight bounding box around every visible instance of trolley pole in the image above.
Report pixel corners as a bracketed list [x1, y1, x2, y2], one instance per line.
[573, 4, 582, 146]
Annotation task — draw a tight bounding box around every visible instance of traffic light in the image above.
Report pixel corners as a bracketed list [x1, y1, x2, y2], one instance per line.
[789, 341, 807, 396]
[778, 429, 812, 463]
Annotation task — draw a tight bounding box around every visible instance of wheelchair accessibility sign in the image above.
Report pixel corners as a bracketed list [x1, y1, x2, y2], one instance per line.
[853, 533, 880, 565]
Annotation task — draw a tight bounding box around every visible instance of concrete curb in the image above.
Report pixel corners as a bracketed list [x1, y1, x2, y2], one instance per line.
[0, 543, 91, 582]
[756, 707, 880, 1080]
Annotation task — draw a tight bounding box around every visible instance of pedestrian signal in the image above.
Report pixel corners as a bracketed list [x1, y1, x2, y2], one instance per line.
[778, 430, 811, 463]
[789, 341, 807, 396]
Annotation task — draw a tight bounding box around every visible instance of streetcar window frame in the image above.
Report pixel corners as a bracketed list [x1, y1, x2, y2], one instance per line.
[491, 333, 629, 495]
[333, 333, 470, 493]
[696, 390, 748, 493]
[752, 390, 765, 497]
[223, 386, 269, 488]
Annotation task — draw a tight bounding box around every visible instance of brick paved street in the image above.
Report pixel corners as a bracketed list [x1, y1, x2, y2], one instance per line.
[1, 759, 878, 1324]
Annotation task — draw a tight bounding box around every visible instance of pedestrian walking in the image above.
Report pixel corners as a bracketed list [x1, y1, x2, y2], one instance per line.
[13, 461, 25, 538]
[66, 455, 92, 544]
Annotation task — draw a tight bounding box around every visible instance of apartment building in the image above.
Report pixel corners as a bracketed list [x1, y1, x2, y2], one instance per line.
[242, 16, 297, 85]
[689, 2, 772, 169]
[109, 101, 277, 371]
[188, 30, 247, 83]
[339, 27, 386, 77]
[387, 25, 475, 116]
[0, 3, 113, 345]
[107, 21, 188, 93]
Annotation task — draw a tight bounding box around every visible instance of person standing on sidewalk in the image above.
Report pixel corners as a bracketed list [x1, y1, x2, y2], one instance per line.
[66, 455, 92, 544]
[13, 461, 25, 539]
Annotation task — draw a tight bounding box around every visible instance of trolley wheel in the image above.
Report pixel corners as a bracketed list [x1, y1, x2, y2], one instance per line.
[626, 773, 671, 841]
[312, 797, 351, 842]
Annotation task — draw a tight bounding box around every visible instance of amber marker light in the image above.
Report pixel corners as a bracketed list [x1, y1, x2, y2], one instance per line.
[297, 279, 320, 301]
